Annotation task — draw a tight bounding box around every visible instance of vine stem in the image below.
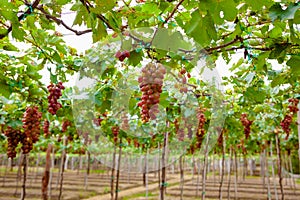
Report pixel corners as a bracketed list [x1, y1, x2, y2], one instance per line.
[275, 133, 284, 200]
[58, 137, 67, 200]
[115, 139, 122, 200]
[110, 145, 116, 200]
[160, 121, 169, 200]
[20, 153, 27, 200]
[218, 133, 225, 200]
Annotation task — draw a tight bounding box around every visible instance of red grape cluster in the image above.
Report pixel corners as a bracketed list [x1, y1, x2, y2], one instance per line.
[22, 106, 42, 154]
[43, 119, 50, 137]
[62, 120, 71, 132]
[280, 114, 292, 134]
[133, 138, 140, 148]
[47, 82, 65, 115]
[195, 108, 206, 149]
[115, 50, 130, 61]
[178, 68, 191, 93]
[4, 127, 22, 158]
[93, 113, 107, 126]
[280, 98, 299, 139]
[240, 113, 253, 140]
[187, 108, 206, 154]
[137, 63, 166, 122]
[121, 112, 130, 131]
[288, 98, 299, 113]
[217, 129, 224, 147]
[112, 126, 120, 144]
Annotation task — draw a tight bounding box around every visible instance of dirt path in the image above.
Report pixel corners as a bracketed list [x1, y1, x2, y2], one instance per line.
[84, 175, 190, 200]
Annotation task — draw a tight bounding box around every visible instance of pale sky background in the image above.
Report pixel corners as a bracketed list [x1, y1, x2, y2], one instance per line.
[54, 9, 237, 91]
[10, 5, 281, 91]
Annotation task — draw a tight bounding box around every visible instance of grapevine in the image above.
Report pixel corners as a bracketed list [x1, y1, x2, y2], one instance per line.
[137, 63, 166, 122]
[47, 82, 65, 115]
[62, 120, 71, 133]
[4, 127, 23, 158]
[280, 98, 299, 139]
[187, 108, 206, 154]
[43, 119, 50, 137]
[112, 126, 120, 144]
[22, 106, 42, 154]
[240, 113, 253, 140]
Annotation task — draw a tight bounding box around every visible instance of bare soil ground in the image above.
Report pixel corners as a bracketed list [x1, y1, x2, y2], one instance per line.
[1, 168, 299, 200]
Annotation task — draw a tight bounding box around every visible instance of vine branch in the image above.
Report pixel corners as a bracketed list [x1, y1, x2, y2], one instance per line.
[0, 0, 41, 39]
[163, 0, 185, 26]
[36, 5, 92, 36]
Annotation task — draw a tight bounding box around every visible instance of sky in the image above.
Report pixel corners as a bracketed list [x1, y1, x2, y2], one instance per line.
[54, 9, 237, 91]
[7, 5, 245, 92]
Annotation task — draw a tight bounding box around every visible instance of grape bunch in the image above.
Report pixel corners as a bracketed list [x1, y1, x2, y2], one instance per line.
[93, 113, 107, 126]
[4, 127, 22, 158]
[115, 50, 130, 62]
[22, 106, 42, 154]
[137, 63, 166, 122]
[47, 82, 65, 115]
[195, 108, 206, 149]
[121, 112, 130, 131]
[62, 120, 71, 132]
[240, 113, 253, 139]
[280, 98, 299, 139]
[280, 114, 292, 135]
[111, 126, 120, 144]
[186, 108, 206, 154]
[43, 119, 50, 137]
[288, 98, 299, 113]
[178, 68, 191, 94]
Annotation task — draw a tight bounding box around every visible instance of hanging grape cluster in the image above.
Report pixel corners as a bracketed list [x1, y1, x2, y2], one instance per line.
[288, 98, 299, 113]
[121, 112, 129, 131]
[22, 106, 42, 154]
[174, 118, 184, 141]
[240, 113, 253, 139]
[195, 108, 206, 149]
[187, 108, 206, 154]
[178, 68, 191, 93]
[280, 98, 299, 139]
[62, 120, 71, 132]
[111, 126, 120, 144]
[174, 117, 193, 142]
[93, 113, 107, 126]
[137, 63, 166, 122]
[43, 119, 50, 137]
[47, 82, 65, 115]
[4, 127, 22, 158]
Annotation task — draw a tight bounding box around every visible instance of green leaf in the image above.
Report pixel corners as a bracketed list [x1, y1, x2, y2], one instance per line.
[294, 10, 300, 24]
[270, 3, 300, 21]
[127, 51, 143, 66]
[219, 0, 237, 21]
[2, 43, 18, 51]
[269, 26, 282, 38]
[1, 10, 18, 22]
[287, 56, 300, 76]
[229, 58, 244, 71]
[92, 20, 107, 43]
[245, 0, 273, 10]
[152, 29, 184, 52]
[271, 73, 288, 87]
[56, 0, 71, 5]
[184, 9, 209, 46]
[0, 81, 11, 98]
[11, 24, 25, 41]
[52, 51, 62, 63]
[244, 87, 266, 103]
[93, 0, 116, 13]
